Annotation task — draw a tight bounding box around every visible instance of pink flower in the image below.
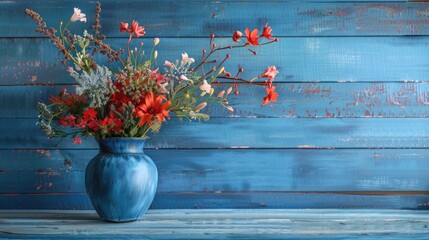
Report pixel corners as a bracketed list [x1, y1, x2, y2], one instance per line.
[164, 61, 173, 67]
[131, 21, 145, 37]
[232, 31, 242, 42]
[261, 24, 274, 40]
[120, 22, 130, 33]
[70, 8, 86, 23]
[67, 67, 74, 75]
[73, 137, 82, 145]
[120, 21, 145, 38]
[261, 66, 278, 80]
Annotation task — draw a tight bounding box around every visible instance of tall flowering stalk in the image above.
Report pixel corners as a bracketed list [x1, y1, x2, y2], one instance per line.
[26, 3, 279, 144]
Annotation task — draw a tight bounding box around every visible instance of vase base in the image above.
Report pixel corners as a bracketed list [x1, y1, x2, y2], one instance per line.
[101, 217, 141, 223]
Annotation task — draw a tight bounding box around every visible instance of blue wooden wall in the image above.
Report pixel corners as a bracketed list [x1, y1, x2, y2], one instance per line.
[1, 0, 429, 210]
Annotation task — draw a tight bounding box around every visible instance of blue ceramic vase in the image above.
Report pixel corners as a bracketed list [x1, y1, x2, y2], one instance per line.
[85, 138, 158, 222]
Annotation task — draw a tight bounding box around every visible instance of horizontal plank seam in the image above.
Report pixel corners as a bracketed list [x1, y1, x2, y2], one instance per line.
[1, 191, 429, 196]
[2, 147, 429, 150]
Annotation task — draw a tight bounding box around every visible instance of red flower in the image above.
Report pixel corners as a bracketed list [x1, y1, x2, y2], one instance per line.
[262, 85, 279, 106]
[110, 118, 124, 133]
[87, 119, 100, 131]
[83, 108, 97, 122]
[111, 92, 131, 105]
[59, 115, 76, 127]
[232, 31, 242, 42]
[120, 22, 129, 33]
[261, 24, 274, 40]
[135, 92, 171, 126]
[73, 137, 82, 145]
[245, 28, 259, 46]
[148, 68, 166, 84]
[75, 117, 85, 128]
[49, 95, 62, 104]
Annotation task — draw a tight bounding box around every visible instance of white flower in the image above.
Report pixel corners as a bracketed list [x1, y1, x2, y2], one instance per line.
[181, 52, 195, 66]
[199, 80, 211, 93]
[70, 8, 86, 23]
[194, 102, 207, 112]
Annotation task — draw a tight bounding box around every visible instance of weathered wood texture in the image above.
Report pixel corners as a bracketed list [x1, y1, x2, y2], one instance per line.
[1, 1, 429, 210]
[2, 149, 429, 193]
[1, 209, 429, 239]
[3, 83, 429, 118]
[3, 1, 428, 38]
[2, 37, 429, 85]
[2, 118, 429, 149]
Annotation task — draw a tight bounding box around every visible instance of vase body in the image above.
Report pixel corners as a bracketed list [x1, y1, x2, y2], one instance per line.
[85, 138, 158, 222]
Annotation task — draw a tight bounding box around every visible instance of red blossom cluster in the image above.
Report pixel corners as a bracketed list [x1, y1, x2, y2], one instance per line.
[233, 23, 276, 46]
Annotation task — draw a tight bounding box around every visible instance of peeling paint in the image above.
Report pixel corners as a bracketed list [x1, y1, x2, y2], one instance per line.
[297, 145, 318, 149]
[36, 168, 60, 176]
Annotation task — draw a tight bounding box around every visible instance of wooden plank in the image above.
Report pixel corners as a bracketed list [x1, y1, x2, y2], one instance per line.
[3, 82, 429, 118]
[1, 209, 429, 239]
[2, 37, 429, 85]
[1, 149, 429, 193]
[2, 118, 429, 149]
[1, 192, 429, 210]
[4, 2, 426, 38]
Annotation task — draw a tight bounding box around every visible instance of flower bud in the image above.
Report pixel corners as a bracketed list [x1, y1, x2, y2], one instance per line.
[164, 61, 173, 67]
[200, 91, 207, 97]
[195, 102, 207, 112]
[209, 88, 215, 97]
[226, 87, 233, 95]
[180, 75, 189, 81]
[218, 66, 225, 75]
[217, 90, 225, 98]
[154, 50, 158, 60]
[225, 106, 234, 112]
[154, 38, 160, 46]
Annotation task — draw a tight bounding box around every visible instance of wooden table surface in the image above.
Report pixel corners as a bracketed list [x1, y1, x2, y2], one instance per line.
[1, 209, 429, 239]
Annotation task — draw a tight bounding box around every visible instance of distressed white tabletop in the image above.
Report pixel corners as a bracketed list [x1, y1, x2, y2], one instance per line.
[1, 209, 429, 239]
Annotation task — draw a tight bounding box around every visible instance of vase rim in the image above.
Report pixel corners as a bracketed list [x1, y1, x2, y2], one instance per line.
[98, 137, 147, 153]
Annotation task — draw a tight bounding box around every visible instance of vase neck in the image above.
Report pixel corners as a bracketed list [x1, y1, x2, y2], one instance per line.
[98, 138, 146, 154]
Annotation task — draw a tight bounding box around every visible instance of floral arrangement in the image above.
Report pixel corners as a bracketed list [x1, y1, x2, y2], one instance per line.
[25, 3, 279, 144]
